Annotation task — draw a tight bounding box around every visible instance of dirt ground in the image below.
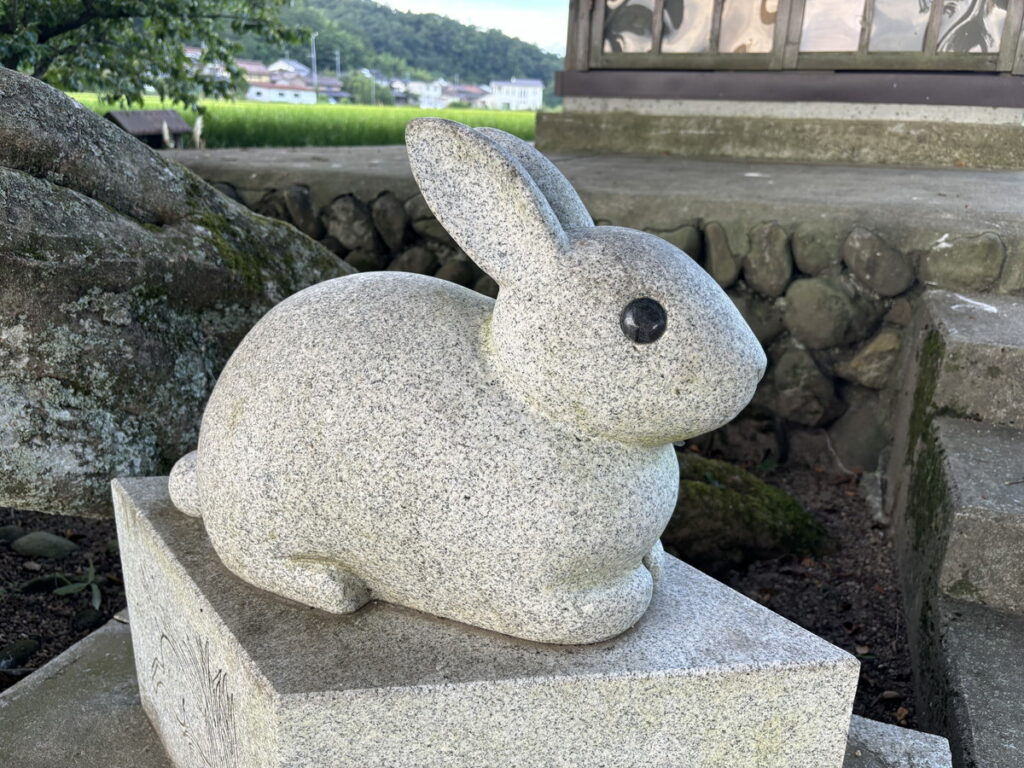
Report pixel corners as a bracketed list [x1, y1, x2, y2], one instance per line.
[1, 467, 916, 728]
[0, 509, 127, 693]
[707, 465, 918, 729]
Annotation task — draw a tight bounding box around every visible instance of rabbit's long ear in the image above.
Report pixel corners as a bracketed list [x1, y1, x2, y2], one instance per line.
[406, 118, 566, 287]
[475, 127, 593, 233]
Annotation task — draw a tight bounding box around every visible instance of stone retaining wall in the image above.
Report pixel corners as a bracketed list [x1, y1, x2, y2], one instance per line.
[225, 182, 500, 299]
[174, 147, 1024, 476]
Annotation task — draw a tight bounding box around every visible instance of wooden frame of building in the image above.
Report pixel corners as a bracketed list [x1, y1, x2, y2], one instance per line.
[563, 0, 1024, 105]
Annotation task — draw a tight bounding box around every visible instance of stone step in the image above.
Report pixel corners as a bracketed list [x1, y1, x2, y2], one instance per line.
[0, 617, 951, 768]
[928, 416, 1024, 615]
[916, 290, 1024, 430]
[925, 599, 1024, 768]
[891, 416, 1024, 762]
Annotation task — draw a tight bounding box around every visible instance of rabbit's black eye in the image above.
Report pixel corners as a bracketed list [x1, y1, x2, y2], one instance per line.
[620, 298, 667, 344]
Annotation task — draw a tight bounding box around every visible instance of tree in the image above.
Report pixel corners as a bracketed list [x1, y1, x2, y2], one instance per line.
[239, 3, 370, 77]
[342, 69, 393, 105]
[0, 0, 300, 107]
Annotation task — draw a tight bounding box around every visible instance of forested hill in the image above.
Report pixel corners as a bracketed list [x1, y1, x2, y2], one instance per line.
[239, 0, 563, 85]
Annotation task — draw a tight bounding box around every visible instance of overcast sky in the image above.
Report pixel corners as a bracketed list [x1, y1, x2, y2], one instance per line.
[377, 1, 571, 55]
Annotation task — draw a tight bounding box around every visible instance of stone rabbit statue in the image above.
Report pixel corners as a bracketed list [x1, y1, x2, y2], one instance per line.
[167, 118, 766, 644]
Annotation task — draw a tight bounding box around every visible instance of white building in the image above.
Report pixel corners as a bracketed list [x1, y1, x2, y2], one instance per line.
[407, 79, 449, 109]
[245, 83, 317, 105]
[479, 78, 544, 111]
[268, 58, 311, 78]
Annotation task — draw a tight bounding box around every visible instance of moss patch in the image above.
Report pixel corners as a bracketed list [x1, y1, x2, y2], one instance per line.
[662, 452, 827, 575]
[906, 330, 944, 465]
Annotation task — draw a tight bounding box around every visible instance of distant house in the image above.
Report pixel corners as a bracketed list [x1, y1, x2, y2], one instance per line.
[443, 83, 488, 108]
[407, 79, 447, 109]
[237, 58, 271, 83]
[246, 83, 317, 105]
[408, 79, 467, 109]
[182, 45, 229, 81]
[479, 79, 544, 111]
[269, 58, 312, 79]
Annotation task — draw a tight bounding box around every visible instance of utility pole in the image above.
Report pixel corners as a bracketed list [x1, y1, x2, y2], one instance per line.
[310, 31, 319, 99]
[335, 49, 341, 81]
[370, 74, 375, 105]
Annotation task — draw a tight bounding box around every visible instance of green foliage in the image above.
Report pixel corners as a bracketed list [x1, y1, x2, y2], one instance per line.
[542, 82, 563, 110]
[342, 70, 394, 105]
[70, 92, 536, 147]
[51, 559, 103, 610]
[235, 0, 562, 85]
[0, 0, 299, 108]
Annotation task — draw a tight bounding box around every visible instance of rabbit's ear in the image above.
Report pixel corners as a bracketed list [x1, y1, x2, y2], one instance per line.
[406, 118, 566, 287]
[475, 127, 593, 233]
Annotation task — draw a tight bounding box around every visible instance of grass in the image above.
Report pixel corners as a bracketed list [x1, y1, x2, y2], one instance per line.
[68, 93, 536, 148]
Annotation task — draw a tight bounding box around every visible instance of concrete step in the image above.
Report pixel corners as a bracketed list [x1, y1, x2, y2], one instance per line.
[929, 416, 1024, 615]
[891, 415, 1024, 765]
[0, 615, 951, 767]
[917, 290, 1024, 430]
[926, 599, 1024, 768]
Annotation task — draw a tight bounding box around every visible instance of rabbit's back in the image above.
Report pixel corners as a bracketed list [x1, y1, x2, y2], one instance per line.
[194, 271, 676, 638]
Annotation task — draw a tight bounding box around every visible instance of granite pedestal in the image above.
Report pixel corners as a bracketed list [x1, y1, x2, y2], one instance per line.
[112, 477, 860, 768]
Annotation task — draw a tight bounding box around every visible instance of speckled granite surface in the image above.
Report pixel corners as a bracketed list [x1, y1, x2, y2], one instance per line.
[113, 476, 858, 768]
[167, 120, 764, 645]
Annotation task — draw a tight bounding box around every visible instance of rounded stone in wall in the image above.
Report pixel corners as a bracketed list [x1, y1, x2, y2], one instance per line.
[411, 217, 456, 246]
[371, 192, 410, 253]
[842, 275, 889, 346]
[434, 258, 476, 286]
[728, 289, 784, 346]
[835, 328, 902, 390]
[705, 222, 741, 289]
[388, 246, 439, 275]
[254, 188, 290, 222]
[743, 222, 792, 298]
[655, 225, 703, 263]
[919, 232, 1006, 292]
[403, 192, 433, 222]
[792, 227, 842, 276]
[344, 249, 386, 272]
[323, 195, 382, 253]
[318, 235, 348, 258]
[283, 185, 324, 240]
[841, 227, 913, 297]
[826, 385, 891, 472]
[773, 346, 844, 428]
[783, 277, 855, 350]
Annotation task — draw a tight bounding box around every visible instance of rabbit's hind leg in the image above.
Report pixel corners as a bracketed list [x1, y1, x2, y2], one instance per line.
[272, 554, 372, 613]
[219, 546, 372, 614]
[499, 562, 654, 645]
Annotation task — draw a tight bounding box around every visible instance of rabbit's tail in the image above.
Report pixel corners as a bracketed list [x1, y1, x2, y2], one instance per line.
[168, 450, 203, 518]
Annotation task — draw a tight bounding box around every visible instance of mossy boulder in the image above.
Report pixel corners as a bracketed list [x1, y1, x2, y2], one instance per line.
[662, 452, 827, 575]
[0, 68, 353, 517]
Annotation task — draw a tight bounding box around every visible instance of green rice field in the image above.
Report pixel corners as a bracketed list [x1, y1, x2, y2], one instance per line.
[69, 93, 536, 148]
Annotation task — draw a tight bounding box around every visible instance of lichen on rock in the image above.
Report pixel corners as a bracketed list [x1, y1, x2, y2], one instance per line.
[0, 68, 353, 517]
